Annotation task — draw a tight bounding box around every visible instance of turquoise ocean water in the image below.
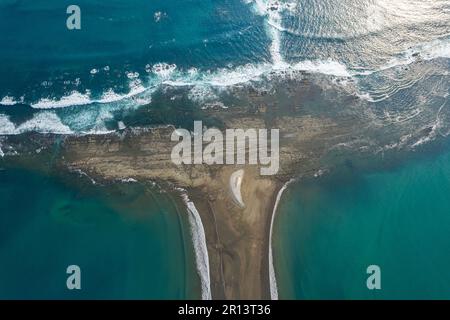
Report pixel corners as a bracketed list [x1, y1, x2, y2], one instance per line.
[0, 169, 199, 299]
[0, 0, 450, 299]
[274, 148, 450, 299]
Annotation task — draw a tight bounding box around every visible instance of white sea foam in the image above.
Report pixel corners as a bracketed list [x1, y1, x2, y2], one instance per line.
[163, 58, 351, 95]
[18, 36, 448, 118]
[245, 0, 296, 17]
[0, 112, 72, 135]
[126, 71, 140, 79]
[243, 0, 265, 16]
[244, 0, 291, 66]
[292, 59, 351, 77]
[32, 91, 92, 109]
[267, 10, 285, 66]
[0, 114, 17, 135]
[99, 89, 125, 103]
[5, 0, 450, 114]
[179, 190, 212, 300]
[398, 38, 450, 63]
[0, 96, 21, 106]
[152, 63, 177, 78]
[160, 63, 272, 93]
[242, 0, 357, 78]
[2, 44, 441, 134]
[205, 63, 272, 86]
[0, 146, 3, 157]
[4, 23, 448, 134]
[5, 57, 351, 131]
[268, 179, 294, 300]
[17, 112, 73, 134]
[30, 77, 150, 110]
[127, 79, 148, 97]
[100, 81, 148, 104]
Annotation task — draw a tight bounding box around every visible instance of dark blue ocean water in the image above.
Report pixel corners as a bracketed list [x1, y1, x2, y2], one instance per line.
[0, 0, 269, 102]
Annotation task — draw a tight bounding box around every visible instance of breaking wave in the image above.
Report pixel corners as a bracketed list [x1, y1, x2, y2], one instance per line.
[179, 190, 212, 300]
[0, 0, 449, 137]
[0, 112, 72, 135]
[30, 79, 149, 109]
[268, 179, 295, 300]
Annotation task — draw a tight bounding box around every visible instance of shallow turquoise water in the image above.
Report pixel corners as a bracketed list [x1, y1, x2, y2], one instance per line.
[0, 168, 199, 299]
[274, 150, 450, 299]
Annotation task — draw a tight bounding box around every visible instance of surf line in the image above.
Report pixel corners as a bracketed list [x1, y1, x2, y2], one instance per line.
[178, 188, 212, 300]
[268, 178, 295, 300]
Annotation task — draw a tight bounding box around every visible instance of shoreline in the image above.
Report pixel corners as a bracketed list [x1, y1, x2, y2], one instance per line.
[185, 166, 284, 299]
[0, 98, 363, 299]
[268, 178, 295, 300]
[0, 72, 437, 298]
[179, 190, 212, 300]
